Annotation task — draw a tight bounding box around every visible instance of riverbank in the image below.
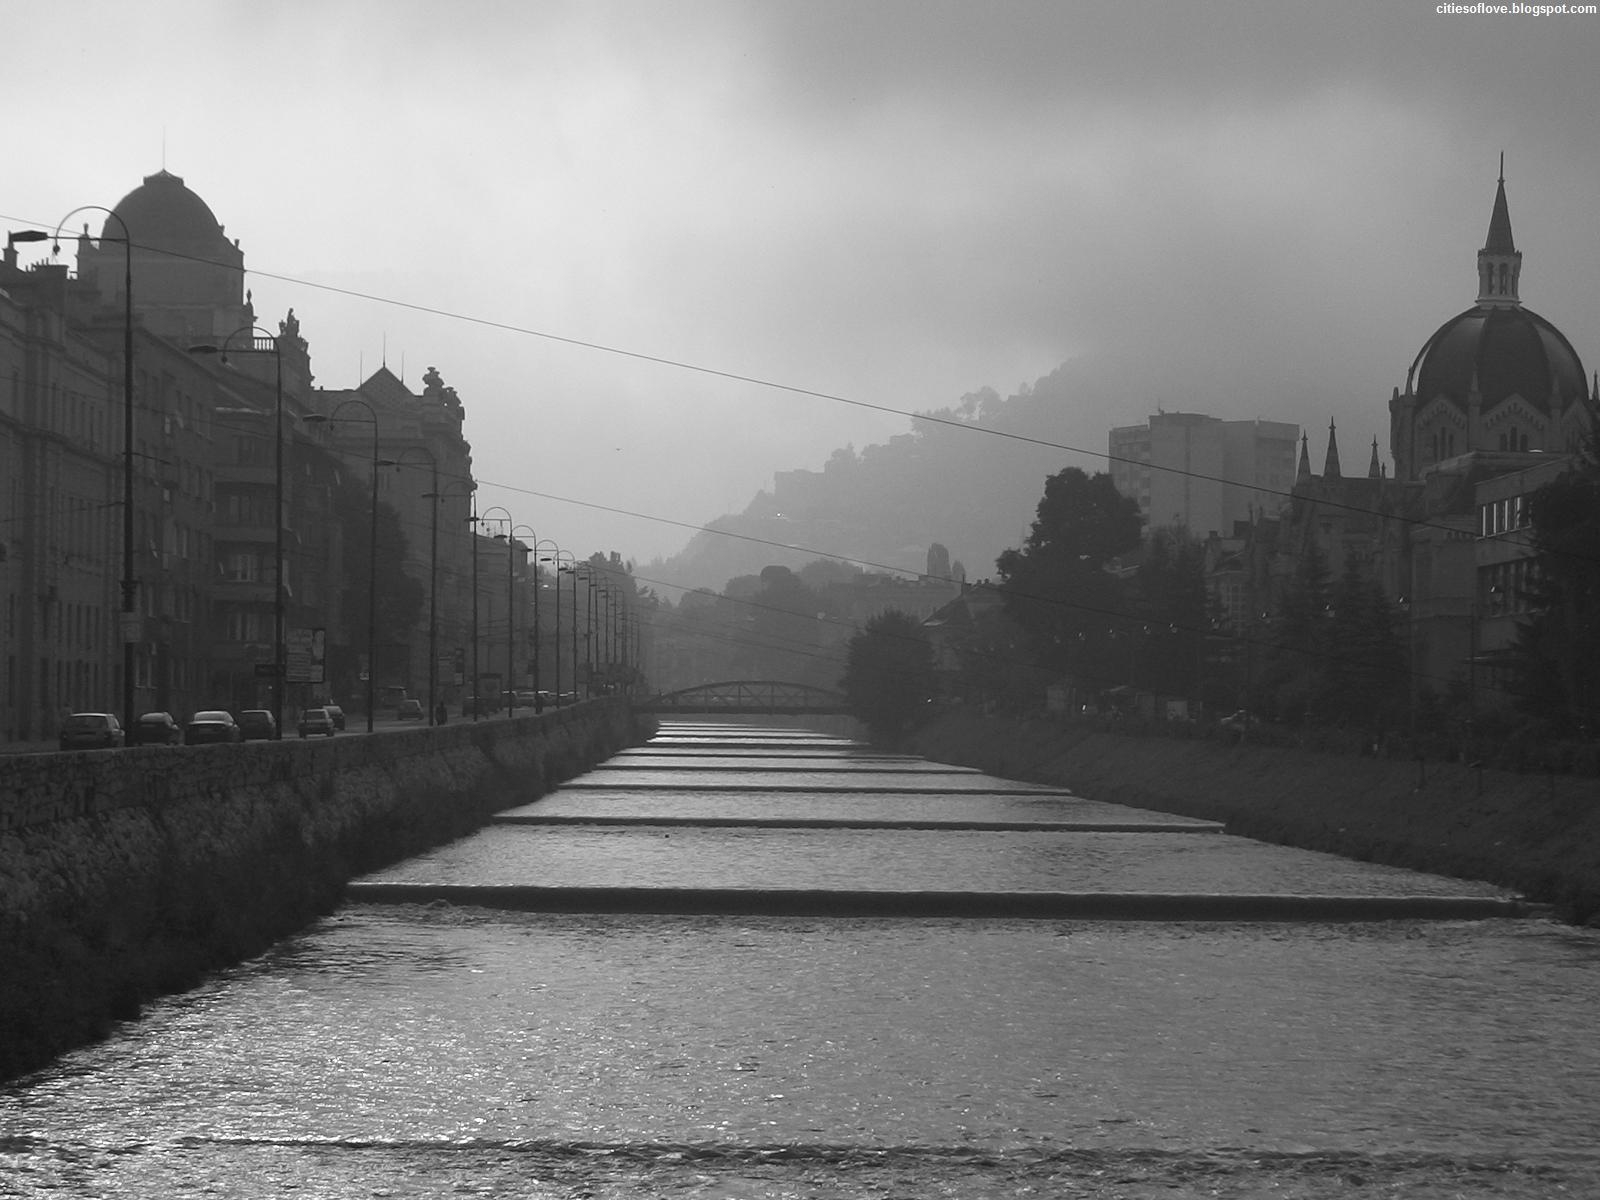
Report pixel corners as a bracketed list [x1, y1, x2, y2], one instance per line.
[906, 710, 1600, 925]
[0, 701, 652, 1081]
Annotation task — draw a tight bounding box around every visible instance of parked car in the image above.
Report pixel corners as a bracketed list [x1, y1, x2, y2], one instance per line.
[58, 712, 125, 751]
[131, 711, 183, 746]
[1218, 709, 1261, 735]
[237, 709, 278, 740]
[461, 694, 500, 716]
[397, 697, 424, 720]
[185, 710, 242, 745]
[296, 706, 337, 738]
[323, 703, 346, 731]
[513, 690, 539, 709]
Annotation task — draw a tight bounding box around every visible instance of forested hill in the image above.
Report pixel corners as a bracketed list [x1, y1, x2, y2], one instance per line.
[645, 359, 1131, 596]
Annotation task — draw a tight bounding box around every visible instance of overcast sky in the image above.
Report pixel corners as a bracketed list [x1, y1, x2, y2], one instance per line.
[5, 0, 1598, 576]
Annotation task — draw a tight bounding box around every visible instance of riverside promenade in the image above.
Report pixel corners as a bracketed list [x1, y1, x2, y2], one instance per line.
[2, 719, 1595, 1199]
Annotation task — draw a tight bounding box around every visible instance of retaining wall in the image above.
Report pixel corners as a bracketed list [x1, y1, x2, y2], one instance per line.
[907, 710, 1600, 925]
[0, 700, 650, 1080]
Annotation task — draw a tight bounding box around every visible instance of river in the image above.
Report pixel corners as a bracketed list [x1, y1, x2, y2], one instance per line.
[2, 719, 1596, 1198]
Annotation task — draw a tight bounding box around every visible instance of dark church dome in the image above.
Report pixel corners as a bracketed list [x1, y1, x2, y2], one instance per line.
[1410, 303, 1586, 415]
[102, 170, 230, 253]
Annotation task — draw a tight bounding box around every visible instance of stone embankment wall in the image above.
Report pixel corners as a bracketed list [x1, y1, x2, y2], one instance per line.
[0, 700, 650, 1080]
[907, 711, 1600, 925]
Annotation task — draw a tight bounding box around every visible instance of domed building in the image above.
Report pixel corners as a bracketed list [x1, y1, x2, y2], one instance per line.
[75, 169, 253, 346]
[1278, 166, 1596, 720]
[1390, 168, 1591, 478]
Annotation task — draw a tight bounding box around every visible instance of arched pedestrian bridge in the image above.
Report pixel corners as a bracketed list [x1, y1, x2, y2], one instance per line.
[642, 680, 849, 715]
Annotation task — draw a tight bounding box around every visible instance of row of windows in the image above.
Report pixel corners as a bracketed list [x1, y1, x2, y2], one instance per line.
[1497, 428, 1530, 452]
[1479, 494, 1528, 537]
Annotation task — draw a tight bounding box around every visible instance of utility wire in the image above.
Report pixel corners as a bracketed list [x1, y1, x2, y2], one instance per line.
[7, 221, 1590, 560]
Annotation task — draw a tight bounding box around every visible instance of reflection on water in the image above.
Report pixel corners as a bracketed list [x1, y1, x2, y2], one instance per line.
[5, 910, 1599, 1165]
[3, 720, 1596, 1198]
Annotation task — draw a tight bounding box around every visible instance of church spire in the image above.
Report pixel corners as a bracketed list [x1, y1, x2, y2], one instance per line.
[1296, 432, 1311, 485]
[1368, 436, 1381, 479]
[1477, 155, 1522, 306]
[1323, 419, 1342, 480]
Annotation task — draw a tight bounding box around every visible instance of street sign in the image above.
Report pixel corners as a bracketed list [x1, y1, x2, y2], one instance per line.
[287, 627, 326, 684]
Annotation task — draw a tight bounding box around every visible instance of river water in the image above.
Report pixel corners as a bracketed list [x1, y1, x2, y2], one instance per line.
[2, 719, 1597, 1198]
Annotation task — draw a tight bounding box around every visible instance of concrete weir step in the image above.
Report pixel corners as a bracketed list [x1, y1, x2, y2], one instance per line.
[492, 813, 1225, 833]
[341, 882, 1530, 921]
[558, 780, 1076, 795]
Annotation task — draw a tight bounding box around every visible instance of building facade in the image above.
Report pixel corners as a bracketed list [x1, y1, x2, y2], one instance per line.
[1110, 412, 1299, 539]
[1278, 168, 1593, 715]
[1, 168, 486, 741]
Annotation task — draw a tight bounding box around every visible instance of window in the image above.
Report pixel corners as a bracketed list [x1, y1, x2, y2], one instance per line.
[225, 610, 266, 642]
[225, 552, 262, 582]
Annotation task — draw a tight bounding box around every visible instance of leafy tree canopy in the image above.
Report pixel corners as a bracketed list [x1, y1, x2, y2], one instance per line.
[995, 467, 1142, 683]
[840, 609, 937, 743]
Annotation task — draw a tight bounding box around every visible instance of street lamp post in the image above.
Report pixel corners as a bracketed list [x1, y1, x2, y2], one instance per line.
[190, 326, 284, 737]
[467, 493, 481, 720]
[598, 583, 614, 693]
[308, 401, 381, 732]
[512, 527, 541, 707]
[479, 508, 515, 710]
[541, 546, 573, 705]
[397, 449, 441, 724]
[574, 563, 594, 700]
[50, 208, 134, 734]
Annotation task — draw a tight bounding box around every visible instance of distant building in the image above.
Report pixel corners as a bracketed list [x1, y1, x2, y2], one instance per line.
[1109, 412, 1299, 538]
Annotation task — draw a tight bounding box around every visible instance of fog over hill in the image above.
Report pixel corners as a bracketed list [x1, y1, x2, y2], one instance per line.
[646, 358, 1147, 596]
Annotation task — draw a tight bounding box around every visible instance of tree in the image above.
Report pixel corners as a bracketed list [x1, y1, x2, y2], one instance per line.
[840, 609, 937, 742]
[1260, 537, 1333, 723]
[1319, 557, 1406, 729]
[996, 467, 1143, 690]
[741, 566, 832, 687]
[1130, 527, 1209, 700]
[1510, 458, 1600, 734]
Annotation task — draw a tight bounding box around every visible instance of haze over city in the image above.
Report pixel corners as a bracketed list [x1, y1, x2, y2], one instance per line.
[7, 0, 1599, 581]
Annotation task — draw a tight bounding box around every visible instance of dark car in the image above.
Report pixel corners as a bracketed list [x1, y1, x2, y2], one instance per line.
[397, 697, 424, 720]
[58, 712, 125, 751]
[185, 710, 242, 745]
[296, 706, 336, 738]
[237, 709, 278, 740]
[131, 711, 183, 746]
[323, 703, 346, 731]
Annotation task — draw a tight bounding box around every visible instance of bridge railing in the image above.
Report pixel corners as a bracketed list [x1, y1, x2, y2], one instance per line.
[643, 680, 848, 714]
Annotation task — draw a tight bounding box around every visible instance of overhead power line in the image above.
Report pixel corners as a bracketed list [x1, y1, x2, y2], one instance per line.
[5, 217, 1593, 568]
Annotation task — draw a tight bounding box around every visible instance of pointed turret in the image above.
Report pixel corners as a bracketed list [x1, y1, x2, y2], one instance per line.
[1368, 437, 1381, 478]
[1323, 419, 1342, 480]
[1296, 432, 1311, 485]
[1477, 155, 1522, 306]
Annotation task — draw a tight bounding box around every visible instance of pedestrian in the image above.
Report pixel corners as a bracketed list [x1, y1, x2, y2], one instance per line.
[435, 701, 448, 726]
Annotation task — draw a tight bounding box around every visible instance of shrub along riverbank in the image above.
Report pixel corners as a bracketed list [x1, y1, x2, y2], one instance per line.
[904, 710, 1600, 925]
